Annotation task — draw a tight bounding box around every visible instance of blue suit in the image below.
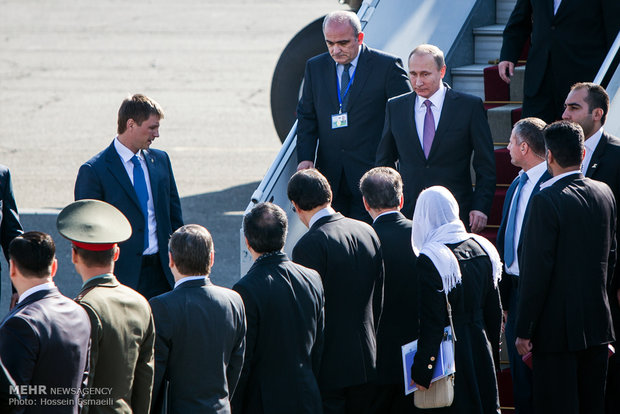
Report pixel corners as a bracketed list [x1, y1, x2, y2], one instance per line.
[74, 142, 183, 290]
[496, 167, 550, 414]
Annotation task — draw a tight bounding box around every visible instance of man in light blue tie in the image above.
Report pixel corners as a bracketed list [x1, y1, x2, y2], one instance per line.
[297, 10, 411, 222]
[74, 94, 184, 299]
[496, 117, 548, 414]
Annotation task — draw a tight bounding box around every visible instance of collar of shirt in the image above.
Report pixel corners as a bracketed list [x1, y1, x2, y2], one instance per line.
[81, 273, 112, 289]
[540, 170, 581, 189]
[582, 127, 603, 171]
[336, 45, 362, 80]
[523, 160, 548, 186]
[554, 0, 562, 14]
[585, 127, 603, 153]
[309, 206, 336, 228]
[174, 275, 208, 289]
[114, 136, 143, 163]
[373, 210, 399, 223]
[415, 82, 446, 114]
[18, 281, 55, 304]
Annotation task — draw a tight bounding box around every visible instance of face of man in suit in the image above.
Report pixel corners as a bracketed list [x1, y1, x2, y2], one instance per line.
[408, 52, 446, 99]
[323, 20, 364, 65]
[121, 114, 161, 154]
[562, 87, 603, 139]
[507, 130, 526, 168]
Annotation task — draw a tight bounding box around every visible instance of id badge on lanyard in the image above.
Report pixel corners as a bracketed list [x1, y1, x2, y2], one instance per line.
[332, 66, 355, 129]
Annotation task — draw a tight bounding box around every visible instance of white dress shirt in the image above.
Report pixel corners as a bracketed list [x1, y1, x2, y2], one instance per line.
[540, 170, 581, 190]
[174, 275, 208, 289]
[505, 161, 547, 276]
[582, 127, 603, 174]
[554, 0, 562, 15]
[372, 210, 399, 224]
[309, 206, 336, 228]
[336, 46, 362, 89]
[18, 281, 55, 304]
[415, 83, 446, 148]
[114, 137, 158, 254]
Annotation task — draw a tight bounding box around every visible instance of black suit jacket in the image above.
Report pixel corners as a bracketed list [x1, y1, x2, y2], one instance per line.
[75, 142, 184, 289]
[585, 131, 620, 346]
[0, 287, 91, 413]
[516, 173, 616, 352]
[500, 0, 620, 98]
[372, 211, 418, 385]
[376, 87, 496, 221]
[0, 165, 23, 276]
[232, 252, 324, 414]
[292, 213, 384, 391]
[297, 45, 411, 197]
[587, 132, 620, 291]
[149, 278, 246, 414]
[496, 168, 551, 309]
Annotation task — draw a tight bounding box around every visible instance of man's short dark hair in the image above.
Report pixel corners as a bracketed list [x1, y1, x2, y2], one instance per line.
[287, 169, 332, 212]
[571, 82, 609, 124]
[117, 94, 164, 135]
[513, 117, 547, 157]
[359, 167, 403, 210]
[73, 246, 116, 268]
[544, 121, 585, 168]
[9, 231, 55, 278]
[169, 224, 213, 276]
[244, 203, 288, 254]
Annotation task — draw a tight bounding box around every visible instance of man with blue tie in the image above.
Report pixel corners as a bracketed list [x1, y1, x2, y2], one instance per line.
[496, 117, 549, 414]
[75, 94, 184, 299]
[297, 10, 411, 222]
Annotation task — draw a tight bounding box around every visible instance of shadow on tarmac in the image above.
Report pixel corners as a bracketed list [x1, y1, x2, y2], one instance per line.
[0, 181, 259, 318]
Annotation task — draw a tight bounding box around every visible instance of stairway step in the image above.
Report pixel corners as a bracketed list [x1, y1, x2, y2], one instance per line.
[497, 0, 517, 25]
[451, 64, 487, 100]
[473, 25, 505, 64]
[488, 103, 522, 145]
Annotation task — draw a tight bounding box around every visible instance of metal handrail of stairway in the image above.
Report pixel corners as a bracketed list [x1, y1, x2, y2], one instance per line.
[595, 31, 620, 137]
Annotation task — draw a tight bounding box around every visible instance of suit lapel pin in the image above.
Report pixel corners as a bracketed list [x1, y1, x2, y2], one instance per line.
[591, 163, 597, 169]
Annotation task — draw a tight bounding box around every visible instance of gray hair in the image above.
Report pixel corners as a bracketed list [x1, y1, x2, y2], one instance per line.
[323, 10, 361, 37]
[408, 44, 445, 70]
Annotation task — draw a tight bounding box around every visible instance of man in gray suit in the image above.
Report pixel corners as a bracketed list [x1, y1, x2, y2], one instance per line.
[149, 225, 246, 414]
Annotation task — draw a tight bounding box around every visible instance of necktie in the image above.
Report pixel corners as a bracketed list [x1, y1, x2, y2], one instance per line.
[504, 172, 529, 268]
[340, 63, 352, 111]
[131, 155, 149, 251]
[423, 100, 435, 158]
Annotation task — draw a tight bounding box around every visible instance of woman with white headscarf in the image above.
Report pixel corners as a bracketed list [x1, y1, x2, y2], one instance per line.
[410, 186, 502, 413]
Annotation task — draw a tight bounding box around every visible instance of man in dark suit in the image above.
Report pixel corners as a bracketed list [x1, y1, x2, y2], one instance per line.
[516, 121, 616, 413]
[232, 202, 324, 414]
[296, 10, 411, 222]
[0, 165, 23, 308]
[0, 231, 91, 413]
[288, 169, 383, 414]
[498, 0, 620, 123]
[75, 94, 184, 299]
[359, 167, 418, 414]
[561, 82, 620, 413]
[58, 199, 155, 414]
[150, 224, 246, 414]
[376, 44, 496, 232]
[496, 117, 549, 414]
